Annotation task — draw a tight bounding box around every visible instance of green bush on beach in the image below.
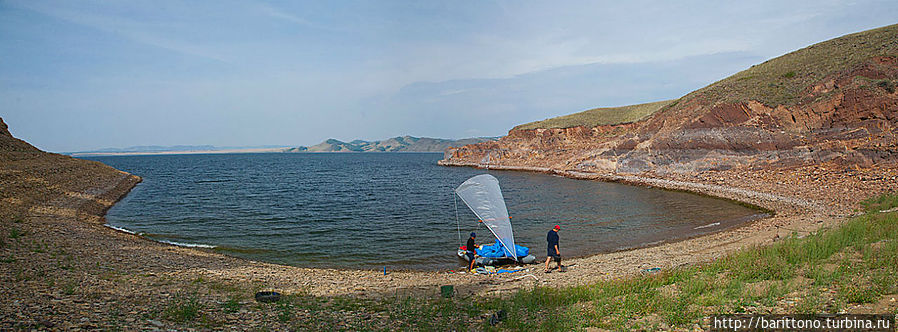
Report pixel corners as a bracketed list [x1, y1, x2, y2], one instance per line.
[164, 293, 204, 323]
[8, 227, 23, 239]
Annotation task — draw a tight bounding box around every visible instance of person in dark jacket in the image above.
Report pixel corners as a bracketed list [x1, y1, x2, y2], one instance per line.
[466, 232, 479, 271]
[544, 225, 562, 273]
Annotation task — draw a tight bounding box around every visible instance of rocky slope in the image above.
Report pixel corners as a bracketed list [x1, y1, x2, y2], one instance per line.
[0, 117, 141, 228]
[0, 118, 40, 158]
[442, 24, 898, 174]
[287, 135, 496, 153]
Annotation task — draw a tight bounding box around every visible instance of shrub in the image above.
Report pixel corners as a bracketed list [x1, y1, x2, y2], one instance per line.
[876, 80, 895, 93]
[164, 294, 202, 323]
[9, 228, 23, 239]
[860, 192, 898, 212]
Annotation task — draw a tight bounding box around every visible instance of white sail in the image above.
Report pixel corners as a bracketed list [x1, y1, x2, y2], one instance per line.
[455, 174, 517, 260]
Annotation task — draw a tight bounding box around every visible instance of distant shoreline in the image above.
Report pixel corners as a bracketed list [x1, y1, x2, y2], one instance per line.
[69, 147, 290, 157]
[67, 135, 498, 156]
[71, 149, 450, 157]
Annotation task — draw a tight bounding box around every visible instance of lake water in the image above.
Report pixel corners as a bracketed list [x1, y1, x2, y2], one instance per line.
[84, 153, 765, 270]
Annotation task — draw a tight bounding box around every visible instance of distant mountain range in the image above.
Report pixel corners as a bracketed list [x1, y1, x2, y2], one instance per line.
[76, 145, 282, 153]
[67, 145, 290, 156]
[285, 136, 498, 153]
[66, 136, 498, 156]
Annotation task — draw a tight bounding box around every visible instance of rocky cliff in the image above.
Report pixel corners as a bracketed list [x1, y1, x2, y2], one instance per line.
[442, 24, 898, 174]
[286, 136, 497, 153]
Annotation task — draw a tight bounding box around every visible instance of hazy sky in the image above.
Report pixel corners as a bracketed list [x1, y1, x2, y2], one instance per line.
[2, 1, 897, 152]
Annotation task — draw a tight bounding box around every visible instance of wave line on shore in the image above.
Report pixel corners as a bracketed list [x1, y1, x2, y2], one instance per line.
[694, 222, 721, 230]
[104, 224, 139, 235]
[104, 224, 216, 248]
[156, 239, 217, 249]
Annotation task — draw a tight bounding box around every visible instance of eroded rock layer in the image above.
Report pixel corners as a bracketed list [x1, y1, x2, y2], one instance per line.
[442, 27, 898, 174]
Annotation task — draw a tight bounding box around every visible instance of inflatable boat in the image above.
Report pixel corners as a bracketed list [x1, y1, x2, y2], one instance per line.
[453, 174, 537, 266]
[457, 244, 537, 266]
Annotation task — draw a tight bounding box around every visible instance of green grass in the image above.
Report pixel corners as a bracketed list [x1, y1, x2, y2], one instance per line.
[876, 79, 896, 93]
[9, 227, 24, 239]
[513, 99, 676, 130]
[221, 297, 241, 314]
[62, 281, 77, 296]
[687, 23, 898, 106]
[276, 301, 294, 322]
[236, 291, 486, 330]
[510, 24, 897, 132]
[164, 293, 204, 323]
[207, 279, 243, 294]
[862, 193, 898, 212]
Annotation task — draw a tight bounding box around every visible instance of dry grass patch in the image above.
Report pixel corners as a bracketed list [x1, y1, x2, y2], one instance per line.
[687, 23, 898, 106]
[513, 99, 675, 130]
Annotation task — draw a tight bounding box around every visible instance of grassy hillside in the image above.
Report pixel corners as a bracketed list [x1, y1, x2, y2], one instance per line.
[512, 23, 897, 131]
[691, 23, 898, 106]
[513, 99, 675, 130]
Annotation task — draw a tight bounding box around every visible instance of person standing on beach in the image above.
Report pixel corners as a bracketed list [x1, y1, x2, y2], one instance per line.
[544, 225, 562, 273]
[466, 232, 479, 271]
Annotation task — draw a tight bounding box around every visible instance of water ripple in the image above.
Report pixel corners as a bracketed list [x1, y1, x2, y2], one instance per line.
[88, 153, 763, 270]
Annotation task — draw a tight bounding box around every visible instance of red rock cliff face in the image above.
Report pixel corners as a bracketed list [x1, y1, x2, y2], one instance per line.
[442, 57, 898, 174]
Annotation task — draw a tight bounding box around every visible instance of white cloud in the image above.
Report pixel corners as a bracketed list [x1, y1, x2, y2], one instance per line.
[9, 0, 232, 62]
[255, 3, 336, 32]
[4, 0, 898, 150]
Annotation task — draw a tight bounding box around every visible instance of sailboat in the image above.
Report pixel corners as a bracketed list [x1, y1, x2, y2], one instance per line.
[454, 174, 537, 266]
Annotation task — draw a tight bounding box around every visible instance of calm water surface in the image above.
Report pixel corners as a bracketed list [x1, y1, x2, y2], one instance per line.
[84, 153, 765, 270]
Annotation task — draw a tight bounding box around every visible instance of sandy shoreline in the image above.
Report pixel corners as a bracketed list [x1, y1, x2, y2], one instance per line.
[3, 150, 895, 328]
[433, 161, 866, 285]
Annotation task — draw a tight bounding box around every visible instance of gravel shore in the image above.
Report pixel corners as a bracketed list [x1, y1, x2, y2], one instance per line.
[2, 145, 895, 329]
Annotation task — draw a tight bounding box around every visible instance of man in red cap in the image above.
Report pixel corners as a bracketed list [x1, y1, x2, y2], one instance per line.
[544, 225, 562, 273]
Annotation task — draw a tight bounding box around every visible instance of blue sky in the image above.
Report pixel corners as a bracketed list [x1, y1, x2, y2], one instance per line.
[2, 1, 897, 152]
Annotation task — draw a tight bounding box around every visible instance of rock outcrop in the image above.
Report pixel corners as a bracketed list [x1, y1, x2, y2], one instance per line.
[0, 117, 41, 159]
[442, 25, 898, 174]
[0, 116, 141, 222]
[287, 135, 497, 153]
